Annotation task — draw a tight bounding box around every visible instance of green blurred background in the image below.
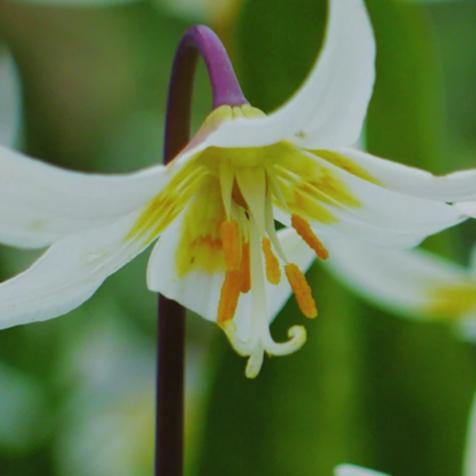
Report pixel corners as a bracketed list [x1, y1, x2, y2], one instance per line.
[0, 0, 475, 475]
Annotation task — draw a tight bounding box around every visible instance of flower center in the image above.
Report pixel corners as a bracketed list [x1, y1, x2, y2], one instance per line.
[127, 104, 362, 376]
[213, 158, 329, 377]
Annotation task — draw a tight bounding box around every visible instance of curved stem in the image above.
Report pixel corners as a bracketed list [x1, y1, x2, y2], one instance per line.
[155, 25, 245, 476]
[164, 25, 248, 160]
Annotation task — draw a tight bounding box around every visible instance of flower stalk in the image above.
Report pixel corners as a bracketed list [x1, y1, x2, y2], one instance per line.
[155, 25, 246, 476]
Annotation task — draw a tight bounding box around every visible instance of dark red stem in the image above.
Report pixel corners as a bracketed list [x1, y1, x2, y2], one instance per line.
[155, 25, 246, 476]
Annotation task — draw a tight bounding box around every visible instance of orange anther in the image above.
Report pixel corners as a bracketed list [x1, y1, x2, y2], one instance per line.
[220, 220, 242, 270]
[217, 270, 242, 326]
[284, 263, 318, 319]
[240, 242, 251, 293]
[262, 238, 281, 285]
[291, 214, 329, 260]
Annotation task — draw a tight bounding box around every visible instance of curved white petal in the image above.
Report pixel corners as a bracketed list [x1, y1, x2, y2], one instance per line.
[0, 145, 169, 248]
[194, 0, 375, 149]
[0, 48, 21, 147]
[325, 238, 468, 319]
[277, 151, 465, 249]
[329, 147, 476, 203]
[335, 464, 390, 476]
[147, 216, 314, 342]
[0, 210, 151, 329]
[266, 0, 375, 148]
[464, 392, 476, 476]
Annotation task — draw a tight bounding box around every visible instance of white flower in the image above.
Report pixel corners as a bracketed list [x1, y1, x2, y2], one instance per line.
[323, 237, 476, 340]
[334, 465, 390, 476]
[0, 0, 475, 376]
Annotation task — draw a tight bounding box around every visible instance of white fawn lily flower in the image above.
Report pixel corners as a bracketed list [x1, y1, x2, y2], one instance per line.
[324, 238, 476, 338]
[0, 0, 476, 377]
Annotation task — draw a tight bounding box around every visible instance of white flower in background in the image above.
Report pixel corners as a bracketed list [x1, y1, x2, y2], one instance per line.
[334, 465, 389, 476]
[1, 0, 476, 376]
[323, 239, 476, 339]
[54, 310, 209, 476]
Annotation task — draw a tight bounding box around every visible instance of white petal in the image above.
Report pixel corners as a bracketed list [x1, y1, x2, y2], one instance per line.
[330, 147, 476, 203]
[0, 144, 169, 248]
[464, 392, 476, 476]
[335, 464, 390, 476]
[205, 0, 375, 149]
[146, 211, 224, 323]
[0, 210, 150, 329]
[266, 0, 375, 148]
[456, 201, 476, 218]
[147, 217, 314, 342]
[325, 238, 467, 319]
[279, 151, 465, 248]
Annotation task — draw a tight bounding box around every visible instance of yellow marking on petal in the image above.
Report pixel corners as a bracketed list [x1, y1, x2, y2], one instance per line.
[240, 242, 251, 293]
[272, 142, 361, 208]
[176, 178, 226, 276]
[218, 270, 242, 326]
[220, 220, 242, 270]
[291, 214, 329, 260]
[262, 238, 281, 285]
[424, 282, 476, 318]
[276, 182, 338, 224]
[284, 263, 318, 319]
[313, 149, 381, 185]
[126, 159, 206, 243]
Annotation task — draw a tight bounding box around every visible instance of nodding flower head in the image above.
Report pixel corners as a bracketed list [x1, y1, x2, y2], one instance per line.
[0, 0, 475, 377]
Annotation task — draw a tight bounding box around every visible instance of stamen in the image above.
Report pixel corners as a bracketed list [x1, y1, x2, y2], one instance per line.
[240, 242, 251, 293]
[284, 263, 318, 318]
[291, 214, 329, 260]
[217, 270, 242, 326]
[262, 238, 281, 285]
[220, 220, 242, 270]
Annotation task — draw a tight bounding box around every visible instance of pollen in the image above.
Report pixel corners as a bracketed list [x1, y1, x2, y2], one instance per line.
[291, 214, 329, 260]
[218, 270, 242, 326]
[262, 238, 281, 285]
[240, 242, 251, 293]
[284, 263, 318, 319]
[220, 220, 242, 270]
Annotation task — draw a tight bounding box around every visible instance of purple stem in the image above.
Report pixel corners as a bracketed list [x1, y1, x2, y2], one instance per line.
[155, 25, 246, 476]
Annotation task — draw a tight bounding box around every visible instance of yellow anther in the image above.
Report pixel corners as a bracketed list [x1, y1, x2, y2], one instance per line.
[262, 238, 281, 285]
[291, 214, 329, 260]
[284, 263, 318, 319]
[218, 270, 242, 326]
[220, 220, 242, 270]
